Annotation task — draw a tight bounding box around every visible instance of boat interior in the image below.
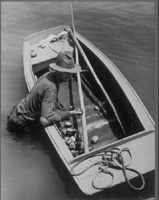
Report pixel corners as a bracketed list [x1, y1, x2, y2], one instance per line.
[29, 27, 145, 156]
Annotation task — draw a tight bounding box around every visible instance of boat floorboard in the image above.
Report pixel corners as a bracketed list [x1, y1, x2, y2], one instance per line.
[86, 117, 119, 150]
[57, 76, 123, 152]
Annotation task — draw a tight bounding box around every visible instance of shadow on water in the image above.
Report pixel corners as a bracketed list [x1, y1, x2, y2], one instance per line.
[9, 123, 155, 200]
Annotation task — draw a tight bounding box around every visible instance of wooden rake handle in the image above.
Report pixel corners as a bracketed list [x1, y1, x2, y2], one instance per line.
[70, 4, 89, 153]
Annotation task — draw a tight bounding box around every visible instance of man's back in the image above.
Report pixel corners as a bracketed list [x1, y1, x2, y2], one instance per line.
[17, 72, 59, 120]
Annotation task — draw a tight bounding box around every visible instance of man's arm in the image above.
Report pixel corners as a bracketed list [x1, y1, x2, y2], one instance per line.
[40, 108, 83, 127]
[40, 87, 83, 127]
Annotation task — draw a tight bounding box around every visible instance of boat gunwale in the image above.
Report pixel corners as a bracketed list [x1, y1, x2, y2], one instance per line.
[69, 129, 154, 164]
[24, 25, 70, 41]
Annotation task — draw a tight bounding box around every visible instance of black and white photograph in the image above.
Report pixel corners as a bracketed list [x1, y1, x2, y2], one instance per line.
[1, 2, 156, 200]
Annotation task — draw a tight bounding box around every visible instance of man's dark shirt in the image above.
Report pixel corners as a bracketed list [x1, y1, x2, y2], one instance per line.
[17, 72, 70, 124]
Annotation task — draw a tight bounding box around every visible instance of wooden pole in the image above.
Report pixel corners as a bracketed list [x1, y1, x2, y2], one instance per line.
[76, 49, 89, 153]
[69, 30, 125, 134]
[70, 4, 89, 153]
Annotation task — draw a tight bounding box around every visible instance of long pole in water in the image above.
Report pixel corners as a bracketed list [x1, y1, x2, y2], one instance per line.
[69, 9, 125, 134]
[70, 4, 89, 153]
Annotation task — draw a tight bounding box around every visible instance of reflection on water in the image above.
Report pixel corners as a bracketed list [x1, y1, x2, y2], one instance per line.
[1, 2, 155, 200]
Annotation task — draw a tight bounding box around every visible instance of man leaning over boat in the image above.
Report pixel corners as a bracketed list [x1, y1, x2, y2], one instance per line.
[7, 51, 83, 134]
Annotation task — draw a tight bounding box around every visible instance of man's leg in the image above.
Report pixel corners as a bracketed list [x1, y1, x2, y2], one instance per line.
[7, 105, 30, 134]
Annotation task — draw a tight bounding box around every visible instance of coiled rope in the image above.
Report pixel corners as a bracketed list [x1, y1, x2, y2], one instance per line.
[70, 147, 145, 190]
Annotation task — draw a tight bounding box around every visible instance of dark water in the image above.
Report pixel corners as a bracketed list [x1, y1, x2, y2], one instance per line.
[1, 2, 155, 200]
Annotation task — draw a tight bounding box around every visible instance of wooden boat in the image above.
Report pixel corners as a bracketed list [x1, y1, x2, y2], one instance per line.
[23, 25, 155, 195]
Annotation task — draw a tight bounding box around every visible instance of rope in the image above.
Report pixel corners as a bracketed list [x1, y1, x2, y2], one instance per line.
[92, 167, 114, 189]
[70, 154, 102, 176]
[70, 147, 145, 190]
[115, 149, 145, 190]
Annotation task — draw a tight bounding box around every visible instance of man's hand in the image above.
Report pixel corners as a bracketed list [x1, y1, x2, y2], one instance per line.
[40, 116, 51, 127]
[70, 108, 83, 116]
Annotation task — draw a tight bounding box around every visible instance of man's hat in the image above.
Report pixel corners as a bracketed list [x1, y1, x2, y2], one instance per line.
[49, 51, 81, 73]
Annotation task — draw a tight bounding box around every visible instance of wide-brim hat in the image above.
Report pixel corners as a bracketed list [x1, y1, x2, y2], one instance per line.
[49, 51, 81, 73]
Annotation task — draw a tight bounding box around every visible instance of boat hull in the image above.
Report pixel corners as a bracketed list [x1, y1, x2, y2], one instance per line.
[23, 25, 155, 195]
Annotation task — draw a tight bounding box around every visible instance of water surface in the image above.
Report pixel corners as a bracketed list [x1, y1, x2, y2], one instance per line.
[1, 2, 155, 200]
